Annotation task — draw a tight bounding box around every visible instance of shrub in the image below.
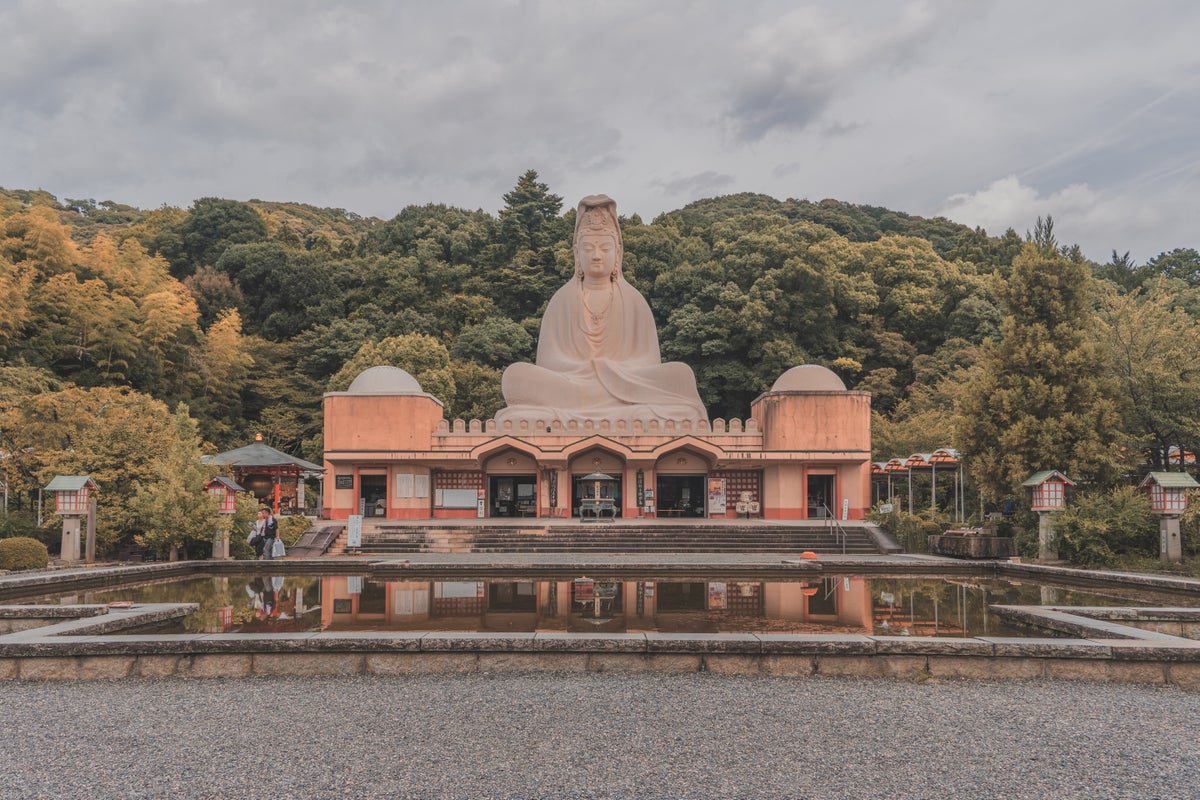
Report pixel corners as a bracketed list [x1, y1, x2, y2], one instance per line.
[0, 511, 57, 549]
[868, 501, 952, 554]
[278, 515, 309, 546]
[1055, 486, 1158, 568]
[0, 536, 51, 570]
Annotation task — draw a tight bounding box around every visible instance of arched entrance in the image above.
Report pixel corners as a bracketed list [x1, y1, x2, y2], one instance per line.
[568, 447, 625, 518]
[654, 448, 710, 518]
[484, 449, 539, 517]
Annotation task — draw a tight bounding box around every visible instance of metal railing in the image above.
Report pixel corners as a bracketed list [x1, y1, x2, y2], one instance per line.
[820, 504, 847, 554]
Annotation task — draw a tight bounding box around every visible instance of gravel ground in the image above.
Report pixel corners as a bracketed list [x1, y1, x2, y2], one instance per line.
[1, 673, 1197, 799]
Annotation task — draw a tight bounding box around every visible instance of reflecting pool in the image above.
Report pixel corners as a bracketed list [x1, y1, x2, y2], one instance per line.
[17, 573, 1200, 638]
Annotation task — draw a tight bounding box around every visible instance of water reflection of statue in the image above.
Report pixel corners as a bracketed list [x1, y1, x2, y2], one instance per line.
[496, 195, 707, 426]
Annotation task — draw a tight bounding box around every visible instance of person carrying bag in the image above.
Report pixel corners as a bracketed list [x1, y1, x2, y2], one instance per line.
[258, 508, 279, 560]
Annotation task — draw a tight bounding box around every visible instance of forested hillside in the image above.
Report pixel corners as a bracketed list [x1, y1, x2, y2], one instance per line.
[3, 171, 1199, 554]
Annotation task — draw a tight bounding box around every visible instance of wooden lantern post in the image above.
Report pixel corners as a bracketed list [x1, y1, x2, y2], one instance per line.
[206, 476, 244, 559]
[1139, 472, 1199, 563]
[1022, 470, 1075, 561]
[44, 476, 99, 563]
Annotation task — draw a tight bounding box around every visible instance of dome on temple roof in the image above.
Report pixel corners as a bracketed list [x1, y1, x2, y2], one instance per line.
[770, 364, 846, 392]
[347, 365, 425, 395]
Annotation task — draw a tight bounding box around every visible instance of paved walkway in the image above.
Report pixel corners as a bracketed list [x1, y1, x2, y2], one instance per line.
[2, 672, 1197, 799]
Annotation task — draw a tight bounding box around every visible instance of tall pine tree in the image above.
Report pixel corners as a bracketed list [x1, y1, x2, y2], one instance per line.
[956, 243, 1125, 499]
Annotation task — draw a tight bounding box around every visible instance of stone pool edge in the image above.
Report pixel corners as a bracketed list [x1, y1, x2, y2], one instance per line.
[3, 558, 1200, 687]
[3, 603, 1200, 688]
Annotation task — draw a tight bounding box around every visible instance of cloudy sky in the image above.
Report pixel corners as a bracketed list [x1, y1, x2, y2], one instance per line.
[2, 0, 1197, 262]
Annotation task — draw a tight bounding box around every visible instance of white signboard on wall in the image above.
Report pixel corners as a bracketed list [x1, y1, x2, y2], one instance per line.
[707, 478, 726, 515]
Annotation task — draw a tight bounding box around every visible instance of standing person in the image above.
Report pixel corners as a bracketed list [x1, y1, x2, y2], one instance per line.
[259, 508, 279, 561]
[248, 522, 265, 560]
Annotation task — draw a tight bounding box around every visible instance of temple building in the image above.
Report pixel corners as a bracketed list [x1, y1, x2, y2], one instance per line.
[322, 362, 871, 522]
[321, 195, 872, 523]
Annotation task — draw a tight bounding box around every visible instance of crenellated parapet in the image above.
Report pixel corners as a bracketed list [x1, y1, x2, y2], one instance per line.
[435, 417, 760, 438]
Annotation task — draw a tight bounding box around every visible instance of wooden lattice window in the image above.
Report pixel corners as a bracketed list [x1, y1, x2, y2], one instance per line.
[433, 470, 485, 490]
[712, 470, 760, 503]
[1150, 484, 1187, 513]
[1033, 481, 1064, 509]
[55, 490, 87, 514]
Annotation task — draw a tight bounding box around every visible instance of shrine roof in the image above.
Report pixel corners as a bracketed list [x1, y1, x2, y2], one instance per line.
[203, 442, 323, 472]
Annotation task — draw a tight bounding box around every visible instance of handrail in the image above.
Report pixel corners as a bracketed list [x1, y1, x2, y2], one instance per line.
[821, 504, 847, 554]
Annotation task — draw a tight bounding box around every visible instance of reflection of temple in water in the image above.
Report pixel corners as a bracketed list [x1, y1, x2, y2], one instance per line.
[318, 576, 876, 634]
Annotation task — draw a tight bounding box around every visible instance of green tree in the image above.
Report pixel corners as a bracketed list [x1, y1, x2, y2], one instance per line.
[1093, 250, 1146, 292]
[449, 361, 504, 422]
[1055, 486, 1158, 567]
[0, 387, 176, 553]
[215, 242, 331, 339]
[183, 265, 245, 328]
[192, 307, 254, 444]
[178, 198, 269, 274]
[131, 405, 221, 560]
[450, 317, 533, 367]
[1145, 248, 1200, 285]
[498, 170, 564, 255]
[328, 333, 457, 414]
[956, 243, 1125, 499]
[1096, 285, 1200, 468]
[488, 170, 568, 319]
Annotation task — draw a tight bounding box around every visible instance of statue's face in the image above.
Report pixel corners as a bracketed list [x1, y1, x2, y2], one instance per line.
[576, 232, 617, 281]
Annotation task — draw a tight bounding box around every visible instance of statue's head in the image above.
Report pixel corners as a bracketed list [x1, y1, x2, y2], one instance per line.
[574, 195, 623, 281]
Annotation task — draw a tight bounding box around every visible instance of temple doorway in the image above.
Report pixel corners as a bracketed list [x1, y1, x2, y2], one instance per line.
[655, 475, 705, 517]
[489, 475, 538, 517]
[807, 474, 835, 518]
[359, 475, 387, 517]
[656, 582, 707, 611]
[487, 581, 537, 612]
[571, 474, 622, 518]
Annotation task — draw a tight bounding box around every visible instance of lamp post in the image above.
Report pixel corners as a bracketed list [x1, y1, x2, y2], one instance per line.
[44, 476, 98, 563]
[1022, 471, 1075, 561]
[1139, 472, 1199, 563]
[206, 476, 244, 560]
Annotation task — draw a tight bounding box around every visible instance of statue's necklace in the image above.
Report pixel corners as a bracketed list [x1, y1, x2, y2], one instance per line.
[581, 282, 614, 326]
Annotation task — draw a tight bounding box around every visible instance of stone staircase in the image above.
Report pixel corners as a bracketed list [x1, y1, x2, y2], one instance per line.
[337, 523, 887, 556]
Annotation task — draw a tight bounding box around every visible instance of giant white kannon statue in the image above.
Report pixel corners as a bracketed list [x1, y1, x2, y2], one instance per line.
[496, 194, 708, 426]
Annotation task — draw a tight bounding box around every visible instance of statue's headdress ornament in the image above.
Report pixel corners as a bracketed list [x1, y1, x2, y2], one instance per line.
[573, 194, 623, 280]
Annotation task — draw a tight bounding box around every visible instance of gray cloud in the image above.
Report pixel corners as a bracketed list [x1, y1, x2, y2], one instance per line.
[652, 170, 737, 197]
[0, 0, 1196, 259]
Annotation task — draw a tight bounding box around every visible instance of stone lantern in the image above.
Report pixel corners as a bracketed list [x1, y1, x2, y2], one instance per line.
[1022, 470, 1075, 561]
[206, 476, 244, 559]
[1138, 472, 1199, 563]
[44, 476, 99, 563]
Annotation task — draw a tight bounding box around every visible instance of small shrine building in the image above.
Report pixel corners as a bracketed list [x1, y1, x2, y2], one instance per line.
[204, 436, 324, 515]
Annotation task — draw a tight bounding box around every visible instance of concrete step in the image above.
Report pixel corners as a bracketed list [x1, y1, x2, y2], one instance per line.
[352, 528, 881, 555]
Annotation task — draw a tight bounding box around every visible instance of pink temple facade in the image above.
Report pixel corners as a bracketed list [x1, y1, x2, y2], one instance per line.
[322, 364, 872, 522]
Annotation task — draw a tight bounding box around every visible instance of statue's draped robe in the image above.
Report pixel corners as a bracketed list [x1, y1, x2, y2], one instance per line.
[496, 279, 707, 425]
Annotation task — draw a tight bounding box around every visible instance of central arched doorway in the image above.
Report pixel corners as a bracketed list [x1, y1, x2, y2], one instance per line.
[484, 449, 539, 517]
[568, 447, 625, 518]
[654, 448, 710, 518]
